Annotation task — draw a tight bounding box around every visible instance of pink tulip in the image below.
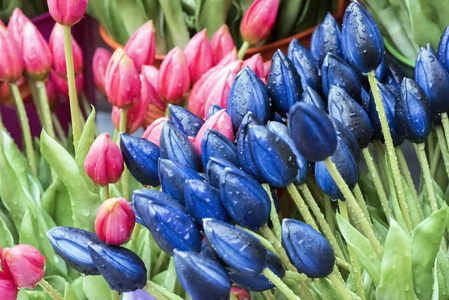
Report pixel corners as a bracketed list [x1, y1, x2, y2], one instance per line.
[217, 48, 238, 66]
[263, 60, 271, 80]
[195, 109, 234, 152]
[21, 22, 52, 80]
[0, 26, 23, 83]
[240, 0, 280, 44]
[184, 29, 213, 83]
[50, 24, 83, 77]
[7, 8, 30, 48]
[231, 287, 250, 300]
[242, 54, 265, 79]
[0, 272, 19, 300]
[158, 47, 190, 104]
[46, 79, 59, 111]
[124, 21, 156, 71]
[92, 48, 112, 94]
[141, 65, 165, 111]
[52, 70, 84, 97]
[210, 24, 236, 65]
[95, 198, 136, 245]
[142, 117, 168, 146]
[47, 0, 88, 26]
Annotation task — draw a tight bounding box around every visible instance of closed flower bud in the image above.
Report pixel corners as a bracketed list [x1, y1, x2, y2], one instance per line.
[438, 25, 449, 72]
[288, 39, 320, 91]
[0, 26, 24, 83]
[52, 70, 84, 97]
[50, 24, 83, 77]
[2, 244, 46, 288]
[207, 104, 224, 119]
[0, 272, 18, 300]
[231, 287, 250, 300]
[46, 79, 59, 111]
[7, 8, 30, 49]
[217, 49, 239, 67]
[242, 54, 265, 79]
[331, 117, 362, 163]
[132, 189, 184, 216]
[142, 117, 167, 146]
[210, 24, 235, 65]
[201, 129, 239, 168]
[184, 29, 213, 82]
[124, 21, 155, 71]
[84, 133, 124, 186]
[48, 0, 88, 26]
[302, 86, 326, 111]
[158, 47, 190, 103]
[93, 48, 112, 94]
[141, 65, 166, 111]
[95, 198, 136, 245]
[169, 105, 205, 138]
[195, 110, 234, 153]
[205, 157, 237, 189]
[240, 0, 280, 45]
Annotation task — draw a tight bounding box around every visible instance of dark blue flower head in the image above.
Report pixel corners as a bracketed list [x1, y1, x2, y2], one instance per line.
[288, 39, 321, 91]
[302, 86, 326, 111]
[132, 189, 184, 212]
[88, 244, 147, 292]
[228, 67, 271, 132]
[206, 157, 239, 189]
[438, 25, 449, 73]
[201, 128, 239, 168]
[330, 117, 362, 163]
[207, 104, 224, 119]
[169, 104, 205, 138]
[342, 2, 384, 73]
[396, 78, 433, 144]
[289, 102, 337, 162]
[267, 50, 303, 116]
[282, 219, 335, 278]
[120, 133, 160, 187]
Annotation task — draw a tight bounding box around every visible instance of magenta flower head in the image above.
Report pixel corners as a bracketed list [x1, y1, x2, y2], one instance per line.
[93, 48, 112, 94]
[124, 20, 156, 72]
[142, 117, 168, 146]
[7, 8, 30, 48]
[21, 22, 52, 81]
[2, 244, 46, 289]
[0, 271, 18, 300]
[242, 54, 265, 79]
[84, 133, 124, 186]
[195, 109, 234, 153]
[105, 48, 141, 109]
[240, 0, 280, 44]
[95, 198, 136, 245]
[47, 0, 88, 26]
[231, 286, 250, 300]
[158, 47, 190, 104]
[210, 24, 235, 65]
[0, 26, 24, 83]
[184, 29, 213, 83]
[52, 70, 84, 97]
[50, 24, 83, 77]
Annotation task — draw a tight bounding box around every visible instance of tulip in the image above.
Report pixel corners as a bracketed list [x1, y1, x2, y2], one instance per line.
[207, 104, 224, 119]
[158, 47, 190, 103]
[282, 219, 335, 278]
[203, 219, 267, 276]
[123, 289, 156, 300]
[210, 24, 235, 65]
[141, 65, 166, 111]
[84, 133, 124, 186]
[301, 86, 326, 111]
[310, 13, 345, 67]
[46, 79, 59, 111]
[288, 39, 320, 91]
[438, 25, 449, 72]
[93, 48, 111, 94]
[124, 21, 155, 71]
[342, 2, 384, 73]
[0, 272, 19, 300]
[289, 102, 337, 162]
[169, 105, 205, 138]
[231, 287, 250, 300]
[184, 29, 213, 82]
[242, 54, 265, 79]
[240, 0, 280, 45]
[2, 244, 45, 288]
[88, 243, 146, 292]
[201, 128, 239, 168]
[52, 70, 84, 97]
[195, 110, 234, 153]
[227, 67, 270, 132]
[328, 85, 373, 148]
[205, 157, 237, 188]
[47, 0, 88, 26]
[21, 22, 52, 81]
[47, 226, 104, 275]
[49, 24, 83, 77]
[132, 189, 184, 213]
[7, 8, 30, 49]
[267, 50, 302, 116]
[105, 48, 141, 109]
[217, 49, 239, 67]
[174, 251, 231, 300]
[142, 117, 167, 146]
[331, 117, 362, 164]
[120, 133, 160, 187]
[95, 198, 136, 245]
[0, 26, 24, 83]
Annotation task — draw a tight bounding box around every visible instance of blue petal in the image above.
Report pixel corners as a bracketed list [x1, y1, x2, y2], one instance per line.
[201, 129, 239, 169]
[169, 105, 205, 138]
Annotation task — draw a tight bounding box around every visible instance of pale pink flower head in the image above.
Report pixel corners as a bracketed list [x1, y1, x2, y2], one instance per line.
[124, 20, 156, 71]
[184, 29, 213, 83]
[158, 47, 190, 104]
[210, 24, 235, 65]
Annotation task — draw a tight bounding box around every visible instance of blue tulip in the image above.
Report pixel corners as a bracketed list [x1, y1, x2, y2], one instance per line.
[122, 290, 156, 300]
[289, 102, 337, 162]
[132, 189, 184, 212]
[169, 104, 205, 138]
[47, 227, 103, 275]
[174, 250, 231, 300]
[376, 55, 406, 89]
[120, 133, 160, 187]
[288, 39, 321, 91]
[201, 128, 239, 169]
[328, 85, 373, 148]
[396, 78, 433, 144]
[134, 196, 202, 255]
[282, 218, 335, 278]
[302, 86, 326, 111]
[330, 117, 362, 163]
[219, 165, 271, 230]
[185, 179, 230, 229]
[342, 2, 384, 73]
[310, 12, 345, 67]
[415, 46, 449, 114]
[267, 50, 303, 116]
[88, 243, 147, 292]
[384, 73, 400, 98]
[203, 219, 267, 276]
[207, 104, 224, 119]
[159, 120, 202, 171]
[228, 67, 271, 132]
[201, 240, 219, 261]
[228, 250, 285, 291]
[360, 87, 371, 113]
[158, 159, 205, 206]
[376, 57, 389, 83]
[438, 25, 449, 72]
[206, 157, 239, 189]
[322, 53, 362, 101]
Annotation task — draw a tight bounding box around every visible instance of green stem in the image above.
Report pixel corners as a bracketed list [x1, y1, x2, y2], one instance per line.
[262, 268, 300, 300]
[230, 292, 238, 300]
[102, 185, 110, 201]
[9, 83, 37, 176]
[29, 80, 44, 126]
[286, 184, 318, 230]
[440, 113, 449, 149]
[238, 41, 250, 60]
[327, 272, 354, 300]
[63, 25, 81, 151]
[336, 257, 352, 272]
[144, 281, 182, 300]
[428, 131, 435, 163]
[435, 126, 449, 179]
[38, 278, 63, 300]
[353, 184, 371, 225]
[324, 157, 383, 259]
[367, 71, 412, 232]
[112, 291, 119, 300]
[52, 114, 67, 146]
[284, 270, 308, 282]
[119, 108, 129, 199]
[430, 142, 441, 178]
[262, 184, 282, 241]
[259, 225, 297, 272]
[414, 143, 439, 213]
[373, 141, 389, 190]
[262, 290, 277, 300]
[238, 225, 277, 254]
[152, 251, 168, 277]
[362, 147, 392, 222]
[36, 80, 56, 139]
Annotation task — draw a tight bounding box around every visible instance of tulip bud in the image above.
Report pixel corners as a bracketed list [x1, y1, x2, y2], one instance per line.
[0, 272, 18, 300]
[84, 133, 124, 186]
[201, 128, 239, 168]
[206, 157, 238, 189]
[95, 198, 136, 245]
[124, 21, 156, 71]
[207, 104, 223, 119]
[105, 48, 141, 109]
[302, 87, 326, 111]
[158, 47, 190, 104]
[49, 24, 83, 77]
[141, 65, 166, 111]
[210, 25, 236, 65]
[288, 39, 321, 91]
[231, 287, 250, 300]
[242, 54, 265, 79]
[142, 117, 167, 146]
[438, 26, 449, 72]
[184, 29, 213, 82]
[7, 8, 30, 48]
[21, 22, 52, 81]
[52, 70, 84, 97]
[331, 117, 361, 163]
[217, 48, 239, 67]
[195, 110, 234, 153]
[93, 48, 112, 94]
[0, 26, 24, 83]
[1, 244, 46, 288]
[240, 0, 280, 45]
[48, 0, 88, 26]
[169, 105, 205, 138]
[46, 79, 59, 111]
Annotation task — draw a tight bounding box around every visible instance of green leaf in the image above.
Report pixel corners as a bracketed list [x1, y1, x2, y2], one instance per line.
[159, 0, 190, 48]
[433, 259, 439, 300]
[164, 257, 179, 293]
[131, 227, 161, 279]
[41, 179, 74, 227]
[404, 0, 441, 50]
[71, 277, 87, 300]
[83, 276, 113, 300]
[310, 278, 344, 300]
[45, 275, 67, 296]
[272, 0, 304, 40]
[64, 283, 81, 300]
[195, 0, 233, 39]
[376, 220, 417, 300]
[0, 214, 14, 248]
[103, 0, 131, 45]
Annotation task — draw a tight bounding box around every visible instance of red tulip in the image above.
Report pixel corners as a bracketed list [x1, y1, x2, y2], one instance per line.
[231, 286, 250, 300]
[49, 24, 83, 77]
[240, 0, 280, 44]
[0, 272, 19, 300]
[158, 47, 190, 104]
[0, 26, 23, 83]
[21, 22, 52, 80]
[92, 48, 112, 94]
[210, 24, 236, 65]
[184, 29, 213, 82]
[124, 20, 155, 71]
[47, 0, 88, 26]
[142, 117, 168, 146]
